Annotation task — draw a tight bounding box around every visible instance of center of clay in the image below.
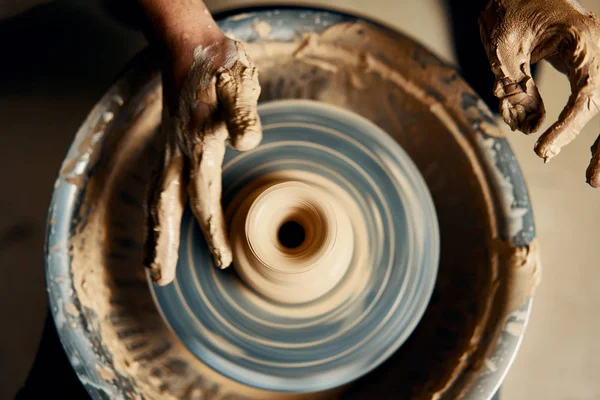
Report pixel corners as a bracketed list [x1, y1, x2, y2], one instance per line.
[230, 181, 354, 304]
[277, 220, 306, 249]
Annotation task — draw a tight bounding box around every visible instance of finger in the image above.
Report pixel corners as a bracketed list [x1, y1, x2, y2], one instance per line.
[587, 135, 600, 187]
[188, 124, 232, 269]
[479, 7, 545, 134]
[495, 73, 545, 134]
[534, 86, 600, 161]
[217, 42, 262, 152]
[534, 32, 600, 162]
[145, 142, 187, 286]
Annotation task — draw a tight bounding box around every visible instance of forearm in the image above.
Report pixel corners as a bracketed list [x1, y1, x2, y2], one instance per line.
[137, 0, 227, 101]
[137, 0, 224, 56]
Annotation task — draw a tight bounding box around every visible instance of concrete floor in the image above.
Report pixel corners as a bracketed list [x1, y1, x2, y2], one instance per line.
[1, 0, 599, 399]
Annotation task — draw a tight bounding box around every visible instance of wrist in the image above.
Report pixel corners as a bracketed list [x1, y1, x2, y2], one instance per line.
[138, 0, 225, 56]
[167, 27, 226, 62]
[168, 30, 228, 93]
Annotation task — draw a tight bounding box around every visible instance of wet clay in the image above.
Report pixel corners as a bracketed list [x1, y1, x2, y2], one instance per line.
[224, 168, 372, 320]
[479, 0, 600, 186]
[67, 20, 540, 400]
[147, 39, 262, 285]
[230, 180, 354, 304]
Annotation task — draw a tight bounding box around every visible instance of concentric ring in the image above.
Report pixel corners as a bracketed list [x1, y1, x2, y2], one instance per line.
[149, 100, 440, 392]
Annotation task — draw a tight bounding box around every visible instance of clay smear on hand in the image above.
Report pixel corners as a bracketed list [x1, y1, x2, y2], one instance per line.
[479, 0, 600, 186]
[146, 39, 262, 286]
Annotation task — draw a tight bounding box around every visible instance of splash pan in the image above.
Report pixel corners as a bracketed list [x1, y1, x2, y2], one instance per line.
[46, 7, 539, 400]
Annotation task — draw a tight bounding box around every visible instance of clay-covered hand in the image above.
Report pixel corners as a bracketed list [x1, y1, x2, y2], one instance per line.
[145, 36, 262, 285]
[480, 0, 600, 187]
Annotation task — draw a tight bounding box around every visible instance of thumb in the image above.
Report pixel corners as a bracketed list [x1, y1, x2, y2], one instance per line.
[217, 41, 262, 152]
[479, 5, 546, 134]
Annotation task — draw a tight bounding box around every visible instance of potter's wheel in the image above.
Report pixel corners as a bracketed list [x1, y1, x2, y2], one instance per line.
[149, 100, 439, 392]
[46, 7, 539, 400]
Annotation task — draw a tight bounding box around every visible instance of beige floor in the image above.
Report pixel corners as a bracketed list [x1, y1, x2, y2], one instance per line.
[1, 0, 599, 399]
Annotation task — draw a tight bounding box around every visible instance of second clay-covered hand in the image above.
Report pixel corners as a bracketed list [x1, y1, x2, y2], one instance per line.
[480, 0, 600, 187]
